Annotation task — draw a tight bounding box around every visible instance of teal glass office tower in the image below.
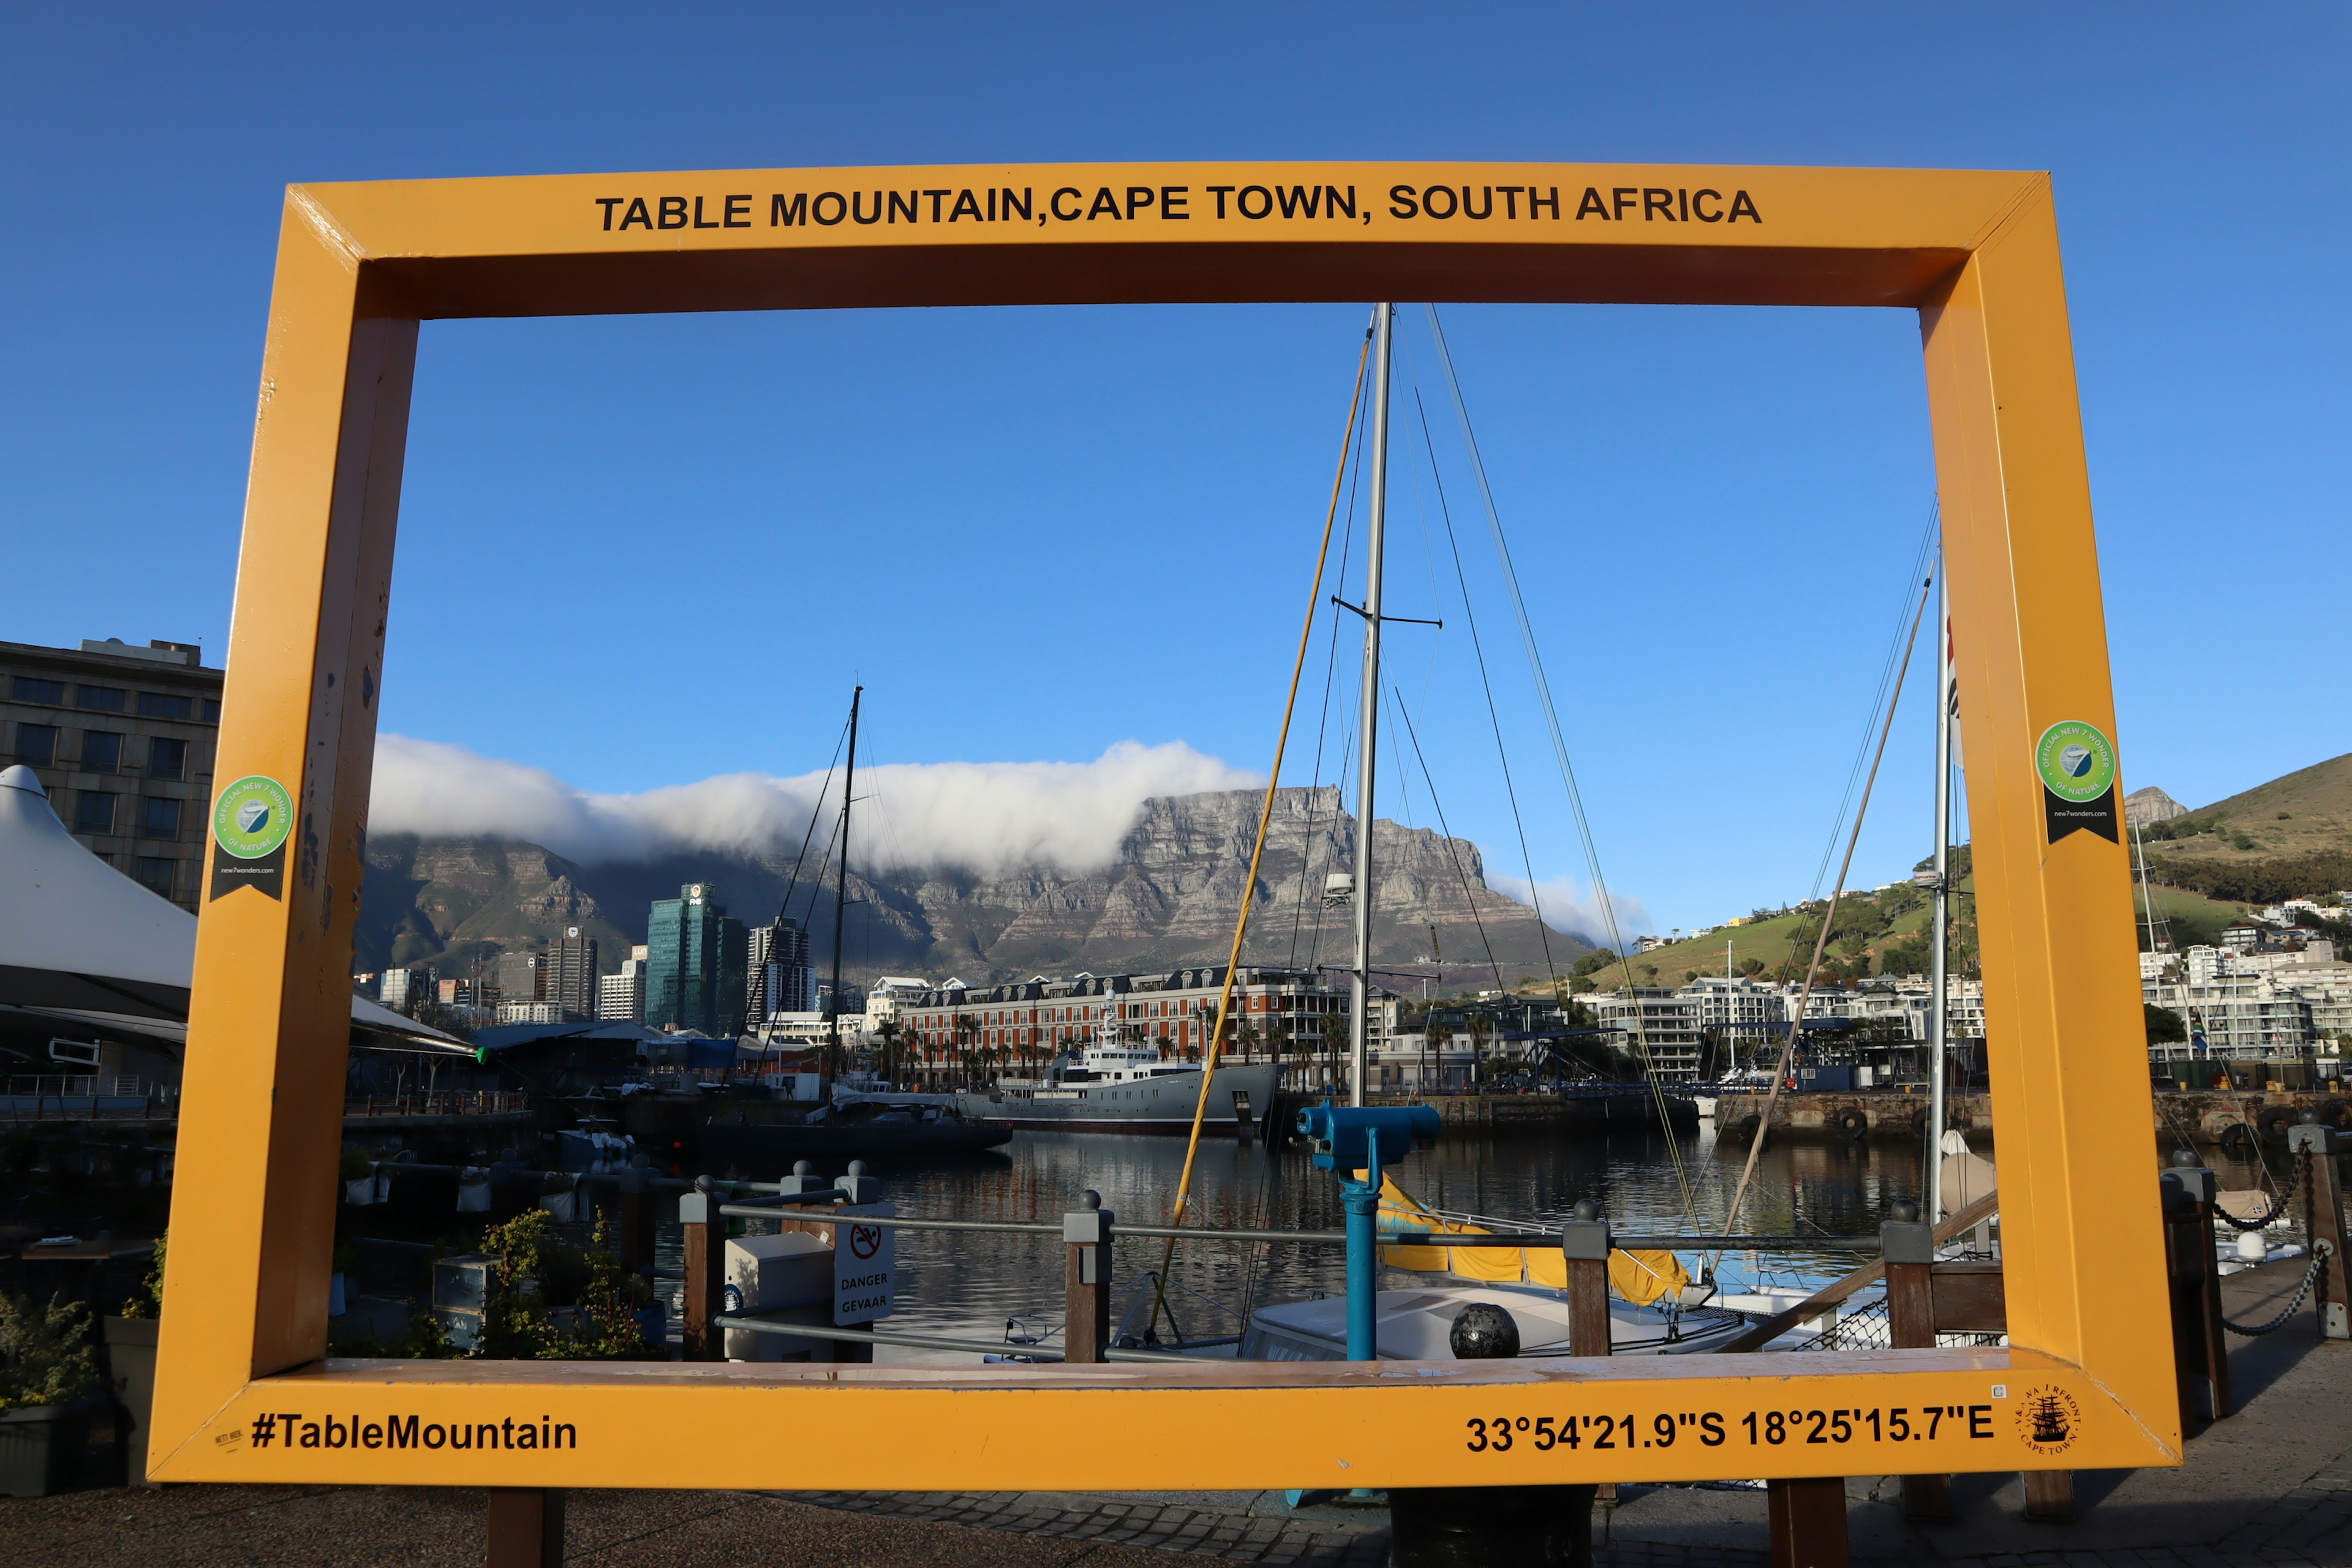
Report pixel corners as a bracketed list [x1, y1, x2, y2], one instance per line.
[645, 882, 749, 1037]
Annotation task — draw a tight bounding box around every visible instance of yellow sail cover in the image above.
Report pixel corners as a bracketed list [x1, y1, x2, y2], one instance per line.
[1370, 1175, 1689, 1308]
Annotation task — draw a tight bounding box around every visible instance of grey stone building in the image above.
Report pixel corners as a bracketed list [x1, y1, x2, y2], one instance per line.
[0, 637, 222, 911]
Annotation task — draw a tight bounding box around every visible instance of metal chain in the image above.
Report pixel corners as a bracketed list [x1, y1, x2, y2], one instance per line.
[2213, 1150, 2305, 1232]
[2222, 1240, 2335, 1337]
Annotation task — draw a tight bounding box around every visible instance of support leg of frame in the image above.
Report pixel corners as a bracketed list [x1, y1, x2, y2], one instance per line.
[2021, 1469, 2075, 1523]
[486, 1488, 565, 1568]
[1766, 1476, 1848, 1568]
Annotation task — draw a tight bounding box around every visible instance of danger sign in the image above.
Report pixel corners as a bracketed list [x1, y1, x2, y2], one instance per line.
[832, 1202, 895, 1325]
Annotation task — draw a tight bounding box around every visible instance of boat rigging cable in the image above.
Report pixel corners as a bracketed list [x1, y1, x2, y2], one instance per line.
[1386, 681, 1509, 995]
[1420, 305, 1696, 1224]
[772, 711, 851, 922]
[1147, 315, 1375, 1340]
[1286, 376, 1370, 971]
[1408, 380, 1562, 1000]
[1716, 564, 1934, 1251]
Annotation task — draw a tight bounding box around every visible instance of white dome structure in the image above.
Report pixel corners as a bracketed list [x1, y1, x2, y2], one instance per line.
[0, 764, 461, 1057]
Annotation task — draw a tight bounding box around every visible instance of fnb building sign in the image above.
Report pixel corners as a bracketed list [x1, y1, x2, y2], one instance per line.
[156, 160, 2173, 1493]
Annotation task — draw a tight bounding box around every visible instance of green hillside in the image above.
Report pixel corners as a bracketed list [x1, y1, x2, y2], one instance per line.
[2141, 752, 2352, 903]
[1542, 864, 1976, 995]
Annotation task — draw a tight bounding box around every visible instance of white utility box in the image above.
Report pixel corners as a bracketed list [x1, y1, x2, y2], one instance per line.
[723, 1232, 834, 1362]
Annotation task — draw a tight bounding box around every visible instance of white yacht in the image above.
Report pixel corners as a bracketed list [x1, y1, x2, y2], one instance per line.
[956, 1030, 1282, 1133]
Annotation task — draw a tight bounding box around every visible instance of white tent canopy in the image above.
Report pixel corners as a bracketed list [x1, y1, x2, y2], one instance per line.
[0, 764, 463, 1054]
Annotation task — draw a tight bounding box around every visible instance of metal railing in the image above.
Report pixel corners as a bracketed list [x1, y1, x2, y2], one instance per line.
[344, 1091, 529, 1118]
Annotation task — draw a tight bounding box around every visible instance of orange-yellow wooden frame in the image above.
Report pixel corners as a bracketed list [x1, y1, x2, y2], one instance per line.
[156, 161, 2173, 1488]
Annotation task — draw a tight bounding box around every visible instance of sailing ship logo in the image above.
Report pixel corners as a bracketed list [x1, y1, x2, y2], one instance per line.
[2013, 1384, 2081, 1455]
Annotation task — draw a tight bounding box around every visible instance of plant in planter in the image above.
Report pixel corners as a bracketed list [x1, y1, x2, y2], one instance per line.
[470, 1211, 652, 1361]
[1, 1292, 107, 1497]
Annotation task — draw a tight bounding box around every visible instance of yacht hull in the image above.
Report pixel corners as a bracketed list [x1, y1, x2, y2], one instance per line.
[956, 1061, 1283, 1133]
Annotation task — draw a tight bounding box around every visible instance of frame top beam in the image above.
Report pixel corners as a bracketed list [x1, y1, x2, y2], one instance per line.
[292, 160, 2045, 317]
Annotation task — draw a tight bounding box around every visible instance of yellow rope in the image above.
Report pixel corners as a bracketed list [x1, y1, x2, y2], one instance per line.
[1145, 318, 1373, 1340]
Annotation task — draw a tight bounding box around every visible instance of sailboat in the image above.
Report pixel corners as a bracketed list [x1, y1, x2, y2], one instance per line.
[1194, 305, 1744, 1360]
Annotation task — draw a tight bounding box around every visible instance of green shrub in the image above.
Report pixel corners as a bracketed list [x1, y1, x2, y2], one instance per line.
[0, 1294, 100, 1411]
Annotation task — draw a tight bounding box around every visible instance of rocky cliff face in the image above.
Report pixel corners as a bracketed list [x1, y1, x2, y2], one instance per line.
[360, 786, 1590, 985]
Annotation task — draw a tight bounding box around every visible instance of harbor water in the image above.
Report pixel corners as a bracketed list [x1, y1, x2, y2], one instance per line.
[679, 1122, 1943, 1363]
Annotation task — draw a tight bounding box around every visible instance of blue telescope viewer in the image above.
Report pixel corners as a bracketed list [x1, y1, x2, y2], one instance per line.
[1295, 1102, 1443, 1360]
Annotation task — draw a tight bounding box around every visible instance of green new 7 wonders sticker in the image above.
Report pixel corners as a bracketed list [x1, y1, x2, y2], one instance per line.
[2035, 721, 2116, 804]
[212, 775, 294, 859]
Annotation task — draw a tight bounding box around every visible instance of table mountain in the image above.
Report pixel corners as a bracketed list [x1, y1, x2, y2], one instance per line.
[358, 786, 1593, 988]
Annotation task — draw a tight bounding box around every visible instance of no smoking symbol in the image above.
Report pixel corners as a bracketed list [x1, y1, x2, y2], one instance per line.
[849, 1224, 883, 1261]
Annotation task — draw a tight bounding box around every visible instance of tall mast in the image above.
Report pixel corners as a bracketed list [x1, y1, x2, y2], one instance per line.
[826, 685, 862, 1080]
[1926, 559, 1954, 1224]
[1349, 304, 1395, 1108]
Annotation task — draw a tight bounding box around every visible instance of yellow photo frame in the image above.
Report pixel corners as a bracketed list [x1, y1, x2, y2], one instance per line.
[153, 160, 2172, 1488]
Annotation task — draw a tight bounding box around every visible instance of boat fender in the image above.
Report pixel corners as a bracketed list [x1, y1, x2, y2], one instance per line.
[1733, 1114, 1762, 1142]
[2218, 1122, 2259, 1160]
[2255, 1104, 2299, 1146]
[1449, 1302, 1520, 1360]
[1834, 1106, 1869, 1142]
[2318, 1098, 2352, 1132]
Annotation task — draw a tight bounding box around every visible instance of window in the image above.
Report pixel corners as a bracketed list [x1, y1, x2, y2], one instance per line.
[77, 685, 126, 712]
[138, 692, 193, 720]
[80, 731, 123, 772]
[147, 737, 187, 779]
[10, 676, 64, 705]
[15, 723, 57, 766]
[74, 792, 117, 834]
[134, 857, 178, 897]
[140, 797, 182, 839]
[202, 699, 221, 723]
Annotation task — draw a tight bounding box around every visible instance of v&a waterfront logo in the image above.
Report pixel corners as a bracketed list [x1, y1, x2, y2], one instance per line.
[2013, 1384, 2081, 1456]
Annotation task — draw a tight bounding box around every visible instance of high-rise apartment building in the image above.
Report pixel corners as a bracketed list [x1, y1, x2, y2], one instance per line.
[747, 917, 815, 1022]
[379, 967, 431, 1011]
[548, 927, 600, 1019]
[598, 946, 649, 1023]
[0, 636, 223, 911]
[646, 884, 748, 1036]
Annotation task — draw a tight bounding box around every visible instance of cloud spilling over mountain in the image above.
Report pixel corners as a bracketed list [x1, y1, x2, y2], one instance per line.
[369, 734, 1258, 875]
[1485, 871, 1652, 955]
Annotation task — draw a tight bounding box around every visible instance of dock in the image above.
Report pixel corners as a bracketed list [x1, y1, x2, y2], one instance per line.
[1714, 1086, 2352, 1149]
[5, 1253, 2342, 1566]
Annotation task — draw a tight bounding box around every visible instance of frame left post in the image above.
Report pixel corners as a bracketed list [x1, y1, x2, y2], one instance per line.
[150, 194, 417, 1473]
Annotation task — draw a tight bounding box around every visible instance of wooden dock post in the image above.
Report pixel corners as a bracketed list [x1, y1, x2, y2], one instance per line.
[2289, 1123, 2349, 1340]
[1882, 1204, 1951, 1522]
[614, 1159, 652, 1275]
[680, 1175, 724, 1362]
[1561, 1202, 1618, 1517]
[1064, 1189, 1112, 1362]
[1561, 1202, 1612, 1359]
[1766, 1478, 1849, 1568]
[2162, 1151, 2231, 1420]
[486, 1488, 564, 1568]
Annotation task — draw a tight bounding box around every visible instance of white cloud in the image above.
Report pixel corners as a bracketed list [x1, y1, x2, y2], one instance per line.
[368, 734, 1257, 875]
[1486, 871, 1651, 951]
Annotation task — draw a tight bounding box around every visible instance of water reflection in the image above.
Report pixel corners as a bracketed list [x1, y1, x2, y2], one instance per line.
[682, 1127, 1936, 1363]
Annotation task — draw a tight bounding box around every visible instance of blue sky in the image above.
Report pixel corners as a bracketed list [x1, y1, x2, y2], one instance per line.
[2, 6, 2343, 936]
